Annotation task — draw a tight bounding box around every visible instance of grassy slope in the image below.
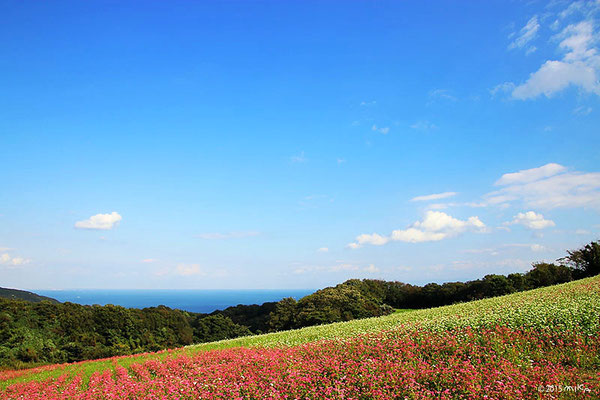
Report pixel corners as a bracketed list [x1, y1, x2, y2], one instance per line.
[2, 275, 599, 390]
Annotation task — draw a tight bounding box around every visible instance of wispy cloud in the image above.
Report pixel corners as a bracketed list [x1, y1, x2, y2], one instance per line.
[75, 212, 122, 230]
[486, 163, 600, 209]
[290, 151, 306, 163]
[317, 247, 329, 253]
[508, 15, 539, 53]
[495, 163, 566, 186]
[411, 192, 457, 202]
[506, 2, 600, 99]
[410, 120, 437, 131]
[429, 89, 458, 101]
[372, 124, 390, 134]
[573, 105, 593, 115]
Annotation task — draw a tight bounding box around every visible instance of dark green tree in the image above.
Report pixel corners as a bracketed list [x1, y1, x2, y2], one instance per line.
[559, 240, 600, 278]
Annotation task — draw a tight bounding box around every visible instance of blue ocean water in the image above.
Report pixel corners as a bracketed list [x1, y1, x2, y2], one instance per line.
[36, 289, 314, 313]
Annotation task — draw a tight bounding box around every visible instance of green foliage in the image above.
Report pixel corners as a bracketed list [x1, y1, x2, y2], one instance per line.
[0, 300, 247, 369]
[4, 276, 598, 391]
[559, 239, 600, 278]
[0, 288, 58, 304]
[269, 283, 393, 331]
[212, 302, 277, 333]
[189, 314, 251, 343]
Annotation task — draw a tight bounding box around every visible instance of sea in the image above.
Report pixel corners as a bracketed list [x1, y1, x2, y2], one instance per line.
[35, 289, 315, 314]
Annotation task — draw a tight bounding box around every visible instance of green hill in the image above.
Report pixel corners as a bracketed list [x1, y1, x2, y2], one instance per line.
[2, 275, 598, 392]
[0, 287, 58, 304]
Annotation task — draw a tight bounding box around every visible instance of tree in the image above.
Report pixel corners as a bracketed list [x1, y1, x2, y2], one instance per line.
[526, 262, 572, 288]
[268, 297, 298, 332]
[559, 240, 600, 278]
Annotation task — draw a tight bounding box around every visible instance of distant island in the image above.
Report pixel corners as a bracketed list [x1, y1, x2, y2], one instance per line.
[0, 287, 58, 304]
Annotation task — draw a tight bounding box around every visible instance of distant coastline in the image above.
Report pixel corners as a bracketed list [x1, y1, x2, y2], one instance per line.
[35, 289, 315, 313]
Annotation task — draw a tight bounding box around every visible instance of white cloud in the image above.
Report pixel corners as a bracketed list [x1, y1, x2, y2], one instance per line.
[506, 211, 556, 229]
[509, 15, 540, 53]
[0, 253, 31, 267]
[510, 18, 600, 99]
[372, 125, 390, 134]
[317, 247, 329, 253]
[512, 59, 599, 99]
[486, 163, 600, 209]
[429, 89, 458, 101]
[495, 163, 567, 185]
[411, 192, 457, 202]
[390, 228, 447, 243]
[141, 258, 157, 263]
[75, 212, 122, 230]
[196, 231, 260, 240]
[353, 233, 389, 246]
[360, 100, 376, 106]
[490, 82, 516, 97]
[348, 211, 486, 248]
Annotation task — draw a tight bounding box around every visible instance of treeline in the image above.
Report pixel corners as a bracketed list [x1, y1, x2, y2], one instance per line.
[0, 239, 597, 369]
[267, 240, 599, 330]
[0, 302, 250, 369]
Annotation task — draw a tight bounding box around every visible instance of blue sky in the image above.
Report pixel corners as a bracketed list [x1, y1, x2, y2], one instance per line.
[1, 0, 599, 290]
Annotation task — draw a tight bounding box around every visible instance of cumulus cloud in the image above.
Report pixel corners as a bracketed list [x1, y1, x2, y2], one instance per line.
[347, 211, 486, 248]
[196, 231, 260, 240]
[509, 16, 540, 53]
[486, 163, 600, 209]
[75, 212, 122, 230]
[506, 211, 556, 229]
[411, 192, 457, 202]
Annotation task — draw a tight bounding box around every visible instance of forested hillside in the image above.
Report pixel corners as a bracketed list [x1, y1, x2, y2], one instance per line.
[0, 288, 58, 304]
[0, 240, 597, 369]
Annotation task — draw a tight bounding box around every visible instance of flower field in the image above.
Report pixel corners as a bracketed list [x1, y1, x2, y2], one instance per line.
[2, 276, 599, 399]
